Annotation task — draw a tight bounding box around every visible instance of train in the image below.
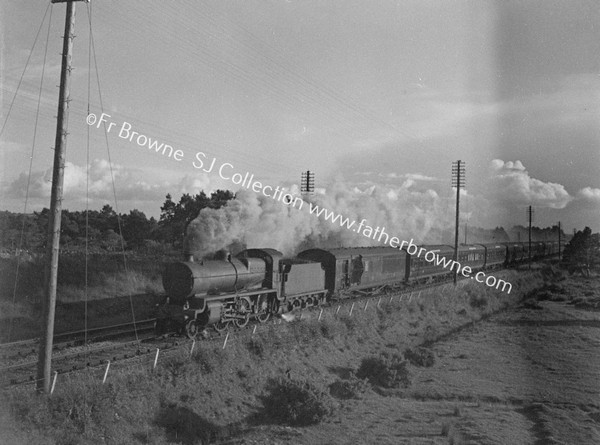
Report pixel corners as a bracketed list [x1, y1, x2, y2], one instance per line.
[157, 240, 560, 339]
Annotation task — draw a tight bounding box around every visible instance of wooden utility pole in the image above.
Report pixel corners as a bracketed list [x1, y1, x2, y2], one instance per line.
[558, 221, 561, 261]
[527, 206, 533, 270]
[300, 170, 315, 195]
[451, 160, 465, 284]
[37, 0, 83, 394]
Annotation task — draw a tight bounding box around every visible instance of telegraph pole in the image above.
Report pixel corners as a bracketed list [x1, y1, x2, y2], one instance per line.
[558, 221, 561, 261]
[527, 206, 533, 270]
[451, 160, 465, 284]
[37, 0, 84, 394]
[300, 170, 315, 195]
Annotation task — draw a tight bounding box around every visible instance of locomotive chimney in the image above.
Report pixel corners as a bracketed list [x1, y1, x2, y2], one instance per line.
[184, 252, 194, 262]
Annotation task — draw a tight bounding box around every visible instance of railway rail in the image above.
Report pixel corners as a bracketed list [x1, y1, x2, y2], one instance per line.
[0, 269, 504, 388]
[0, 319, 157, 386]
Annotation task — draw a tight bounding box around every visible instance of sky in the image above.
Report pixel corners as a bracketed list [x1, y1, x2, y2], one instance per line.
[1, 0, 599, 239]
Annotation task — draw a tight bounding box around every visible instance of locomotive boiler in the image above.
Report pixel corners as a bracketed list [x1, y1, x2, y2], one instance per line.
[160, 248, 328, 338]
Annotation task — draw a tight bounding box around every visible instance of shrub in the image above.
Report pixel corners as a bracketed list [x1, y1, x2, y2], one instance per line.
[260, 377, 336, 426]
[192, 345, 227, 374]
[319, 318, 347, 340]
[469, 294, 487, 309]
[356, 352, 411, 388]
[156, 401, 219, 445]
[329, 374, 371, 400]
[404, 347, 435, 367]
[292, 320, 322, 344]
[246, 336, 266, 358]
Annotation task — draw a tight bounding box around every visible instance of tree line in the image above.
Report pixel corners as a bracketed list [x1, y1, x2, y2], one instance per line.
[0, 190, 234, 254]
[0, 193, 597, 273]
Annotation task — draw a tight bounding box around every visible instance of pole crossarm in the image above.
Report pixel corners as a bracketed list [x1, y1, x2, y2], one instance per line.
[451, 160, 465, 285]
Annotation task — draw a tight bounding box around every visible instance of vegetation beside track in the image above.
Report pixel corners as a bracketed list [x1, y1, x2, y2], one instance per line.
[0, 268, 548, 445]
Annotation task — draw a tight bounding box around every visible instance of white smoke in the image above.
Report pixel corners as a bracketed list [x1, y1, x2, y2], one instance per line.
[184, 178, 459, 257]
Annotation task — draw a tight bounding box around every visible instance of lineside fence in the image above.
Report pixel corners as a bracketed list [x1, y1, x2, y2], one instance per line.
[7, 277, 492, 394]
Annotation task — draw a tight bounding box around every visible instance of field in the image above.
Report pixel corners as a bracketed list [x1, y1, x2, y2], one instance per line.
[4, 267, 597, 444]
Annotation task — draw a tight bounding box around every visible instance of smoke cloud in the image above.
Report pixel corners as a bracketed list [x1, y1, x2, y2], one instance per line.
[184, 179, 460, 257]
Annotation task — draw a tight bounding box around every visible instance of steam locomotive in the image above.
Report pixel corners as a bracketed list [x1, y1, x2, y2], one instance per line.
[157, 241, 559, 339]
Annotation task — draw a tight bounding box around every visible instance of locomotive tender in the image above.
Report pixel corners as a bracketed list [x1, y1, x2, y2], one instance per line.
[159, 241, 559, 339]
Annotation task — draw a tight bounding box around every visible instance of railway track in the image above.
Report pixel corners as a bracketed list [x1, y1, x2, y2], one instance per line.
[0, 319, 157, 386]
[0, 268, 516, 388]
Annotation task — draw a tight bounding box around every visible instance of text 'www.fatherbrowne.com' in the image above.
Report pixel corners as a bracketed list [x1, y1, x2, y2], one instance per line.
[307, 201, 512, 294]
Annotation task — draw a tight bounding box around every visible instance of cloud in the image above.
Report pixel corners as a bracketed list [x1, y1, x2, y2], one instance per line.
[7, 159, 148, 200]
[6, 159, 201, 205]
[488, 159, 572, 209]
[3, 158, 259, 216]
[577, 187, 600, 203]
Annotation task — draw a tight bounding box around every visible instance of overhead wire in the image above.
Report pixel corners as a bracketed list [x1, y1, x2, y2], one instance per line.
[91, 2, 413, 154]
[5, 1, 428, 190]
[86, 2, 140, 345]
[7, 3, 53, 342]
[194, 0, 426, 143]
[0, 3, 51, 139]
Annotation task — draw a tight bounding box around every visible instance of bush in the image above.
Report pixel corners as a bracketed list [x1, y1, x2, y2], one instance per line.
[246, 336, 266, 358]
[329, 374, 371, 400]
[356, 352, 411, 388]
[404, 347, 435, 367]
[260, 377, 336, 426]
[192, 345, 227, 373]
[469, 294, 488, 308]
[319, 318, 347, 340]
[292, 320, 321, 344]
[156, 401, 220, 445]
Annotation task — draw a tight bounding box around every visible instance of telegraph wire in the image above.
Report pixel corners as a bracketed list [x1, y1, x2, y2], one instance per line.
[0, 2, 51, 138]
[86, 2, 140, 345]
[7, 4, 54, 342]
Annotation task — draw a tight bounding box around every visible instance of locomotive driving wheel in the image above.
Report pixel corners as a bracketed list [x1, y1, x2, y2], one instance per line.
[214, 320, 229, 332]
[234, 299, 250, 328]
[257, 312, 270, 323]
[185, 319, 201, 340]
[256, 294, 270, 323]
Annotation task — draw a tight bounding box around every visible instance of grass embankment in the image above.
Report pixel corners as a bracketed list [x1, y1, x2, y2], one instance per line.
[0, 269, 548, 445]
[0, 253, 169, 341]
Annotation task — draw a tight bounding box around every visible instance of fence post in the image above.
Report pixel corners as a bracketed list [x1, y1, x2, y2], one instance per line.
[50, 371, 58, 395]
[349, 303, 355, 317]
[103, 360, 111, 384]
[222, 332, 229, 349]
[153, 349, 160, 369]
[318, 308, 323, 321]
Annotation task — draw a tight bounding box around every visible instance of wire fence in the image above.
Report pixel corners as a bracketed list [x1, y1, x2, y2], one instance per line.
[6, 274, 500, 395]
